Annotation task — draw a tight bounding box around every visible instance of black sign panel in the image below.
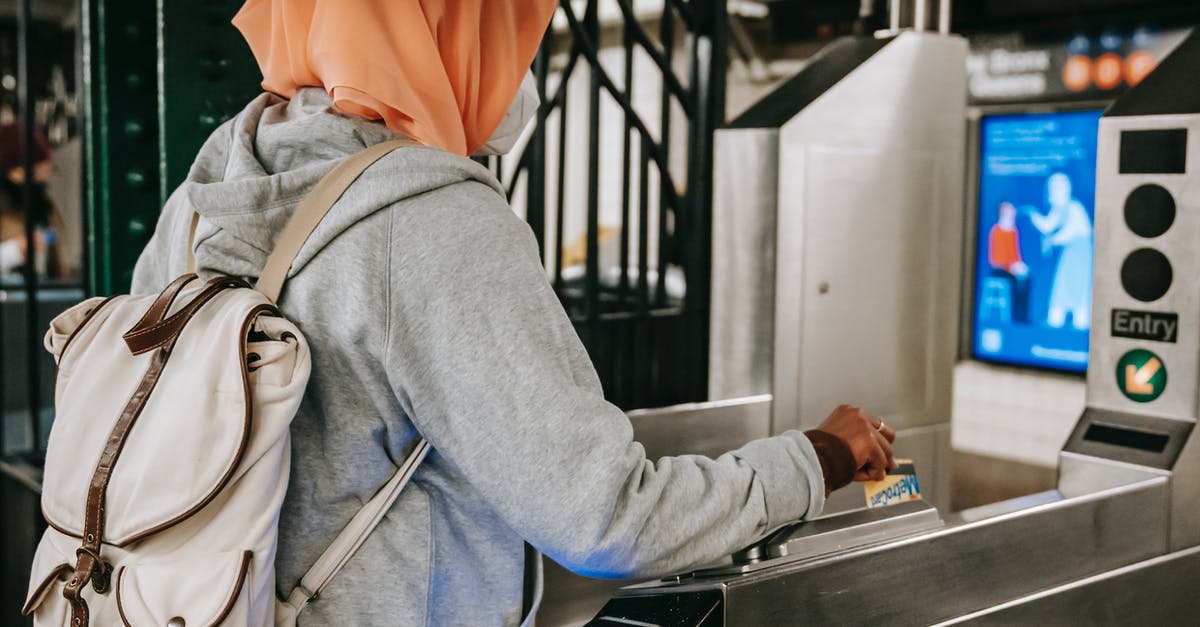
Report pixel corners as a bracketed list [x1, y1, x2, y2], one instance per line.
[1119, 129, 1188, 174]
[1111, 308, 1179, 343]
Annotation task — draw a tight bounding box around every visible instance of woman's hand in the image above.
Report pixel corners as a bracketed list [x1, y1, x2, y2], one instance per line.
[815, 405, 897, 482]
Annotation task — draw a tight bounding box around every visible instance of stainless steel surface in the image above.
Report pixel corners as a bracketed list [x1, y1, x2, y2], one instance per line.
[938, 545, 1200, 625]
[949, 489, 1060, 524]
[1084, 108, 1200, 551]
[709, 130, 779, 399]
[764, 500, 941, 560]
[938, 0, 951, 35]
[594, 478, 1169, 626]
[710, 31, 964, 514]
[1169, 417, 1200, 549]
[1058, 451, 1165, 498]
[627, 396, 772, 459]
[771, 32, 964, 436]
[1088, 113, 1200, 422]
[706, 500, 942, 577]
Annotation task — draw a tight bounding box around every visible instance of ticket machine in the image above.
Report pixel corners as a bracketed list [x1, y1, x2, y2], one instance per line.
[589, 29, 1200, 627]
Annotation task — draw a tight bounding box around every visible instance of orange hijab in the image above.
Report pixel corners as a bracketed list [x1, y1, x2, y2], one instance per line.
[233, 0, 557, 156]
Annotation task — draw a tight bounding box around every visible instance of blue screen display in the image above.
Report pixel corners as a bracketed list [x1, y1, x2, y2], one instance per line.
[973, 110, 1102, 373]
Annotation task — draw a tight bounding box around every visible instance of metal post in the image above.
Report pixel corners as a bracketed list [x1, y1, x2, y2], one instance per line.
[914, 0, 928, 32]
[18, 0, 42, 453]
[938, 0, 952, 34]
[889, 0, 901, 32]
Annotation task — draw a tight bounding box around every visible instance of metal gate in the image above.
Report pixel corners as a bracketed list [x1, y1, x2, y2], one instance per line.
[486, 0, 727, 409]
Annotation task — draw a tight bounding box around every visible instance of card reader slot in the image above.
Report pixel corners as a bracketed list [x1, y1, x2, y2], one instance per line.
[1083, 422, 1169, 453]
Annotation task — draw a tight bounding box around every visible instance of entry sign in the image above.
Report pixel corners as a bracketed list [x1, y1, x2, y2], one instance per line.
[1116, 349, 1168, 403]
[1111, 309, 1178, 343]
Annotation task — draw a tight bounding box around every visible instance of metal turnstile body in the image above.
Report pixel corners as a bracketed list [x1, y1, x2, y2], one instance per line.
[709, 30, 967, 513]
[590, 30, 1200, 627]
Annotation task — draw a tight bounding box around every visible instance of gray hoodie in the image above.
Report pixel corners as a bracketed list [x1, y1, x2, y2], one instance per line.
[131, 88, 826, 626]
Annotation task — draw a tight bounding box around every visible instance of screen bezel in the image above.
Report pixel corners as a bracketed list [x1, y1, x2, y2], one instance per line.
[960, 101, 1112, 377]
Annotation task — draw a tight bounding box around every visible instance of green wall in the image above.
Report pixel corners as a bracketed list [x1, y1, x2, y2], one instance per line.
[84, 0, 260, 294]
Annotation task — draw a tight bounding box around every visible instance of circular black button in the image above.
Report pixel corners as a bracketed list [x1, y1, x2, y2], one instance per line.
[1124, 184, 1176, 238]
[1121, 248, 1173, 302]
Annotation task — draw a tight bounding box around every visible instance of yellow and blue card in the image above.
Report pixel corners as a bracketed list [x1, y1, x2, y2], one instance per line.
[864, 458, 921, 508]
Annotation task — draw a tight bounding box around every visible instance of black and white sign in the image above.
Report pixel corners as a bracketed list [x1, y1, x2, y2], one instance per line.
[1111, 308, 1178, 343]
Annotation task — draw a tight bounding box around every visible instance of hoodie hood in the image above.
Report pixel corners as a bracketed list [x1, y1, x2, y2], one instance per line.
[181, 87, 505, 280]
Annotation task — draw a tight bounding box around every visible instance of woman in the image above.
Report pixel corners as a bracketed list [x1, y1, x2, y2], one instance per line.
[132, 2, 895, 624]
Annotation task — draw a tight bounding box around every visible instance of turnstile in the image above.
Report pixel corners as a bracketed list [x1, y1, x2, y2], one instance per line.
[709, 28, 966, 514]
[590, 27, 1200, 627]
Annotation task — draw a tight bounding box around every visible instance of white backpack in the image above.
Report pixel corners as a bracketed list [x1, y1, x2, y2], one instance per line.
[22, 139, 428, 627]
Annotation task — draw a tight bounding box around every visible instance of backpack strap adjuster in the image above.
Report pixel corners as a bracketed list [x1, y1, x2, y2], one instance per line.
[296, 583, 319, 603]
[74, 547, 113, 594]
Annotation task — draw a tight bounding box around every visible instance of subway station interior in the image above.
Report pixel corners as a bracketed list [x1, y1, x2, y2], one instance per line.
[2, 0, 1200, 625]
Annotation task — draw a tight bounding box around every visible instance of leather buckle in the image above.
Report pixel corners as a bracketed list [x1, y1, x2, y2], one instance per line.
[75, 547, 113, 594]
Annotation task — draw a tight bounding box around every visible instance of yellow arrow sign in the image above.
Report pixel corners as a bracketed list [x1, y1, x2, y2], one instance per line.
[1125, 357, 1162, 395]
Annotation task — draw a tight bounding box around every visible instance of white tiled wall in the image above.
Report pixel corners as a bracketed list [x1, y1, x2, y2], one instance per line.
[951, 361, 1085, 467]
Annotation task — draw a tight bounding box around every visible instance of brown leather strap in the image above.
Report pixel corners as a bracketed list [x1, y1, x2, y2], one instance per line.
[254, 138, 419, 303]
[127, 273, 198, 336]
[66, 277, 245, 625]
[123, 277, 248, 355]
[65, 346, 169, 625]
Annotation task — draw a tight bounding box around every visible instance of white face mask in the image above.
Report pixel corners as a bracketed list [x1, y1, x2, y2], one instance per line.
[474, 71, 539, 157]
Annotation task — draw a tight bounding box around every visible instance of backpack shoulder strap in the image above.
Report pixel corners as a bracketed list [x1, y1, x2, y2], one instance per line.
[185, 137, 419, 303]
[281, 439, 431, 618]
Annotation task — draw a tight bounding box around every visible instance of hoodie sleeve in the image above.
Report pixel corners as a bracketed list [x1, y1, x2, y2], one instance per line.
[383, 187, 826, 579]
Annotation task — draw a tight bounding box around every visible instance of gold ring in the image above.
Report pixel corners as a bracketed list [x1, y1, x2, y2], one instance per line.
[878, 421, 886, 431]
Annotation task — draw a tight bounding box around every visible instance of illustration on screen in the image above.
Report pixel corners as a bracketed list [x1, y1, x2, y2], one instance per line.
[973, 110, 1102, 373]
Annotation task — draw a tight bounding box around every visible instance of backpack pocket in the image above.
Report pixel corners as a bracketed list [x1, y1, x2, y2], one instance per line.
[43, 296, 115, 365]
[22, 561, 71, 622]
[115, 550, 253, 627]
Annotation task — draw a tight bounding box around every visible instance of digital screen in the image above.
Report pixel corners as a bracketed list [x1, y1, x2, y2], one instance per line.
[973, 110, 1103, 373]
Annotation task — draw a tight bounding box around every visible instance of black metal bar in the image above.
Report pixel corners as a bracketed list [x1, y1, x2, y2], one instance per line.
[18, 0, 42, 453]
[635, 140, 651, 407]
[613, 0, 694, 113]
[492, 1, 727, 410]
[655, 11, 675, 308]
[526, 36, 550, 255]
[584, 0, 601, 345]
[556, 6, 684, 211]
[618, 16, 634, 301]
[665, 0, 698, 27]
[686, 0, 727, 403]
[552, 69, 569, 292]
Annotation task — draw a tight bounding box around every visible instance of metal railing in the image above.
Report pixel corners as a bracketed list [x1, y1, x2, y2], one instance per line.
[486, 0, 727, 409]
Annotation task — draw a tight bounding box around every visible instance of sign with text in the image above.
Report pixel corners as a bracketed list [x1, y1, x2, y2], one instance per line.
[967, 29, 1191, 105]
[1111, 309, 1178, 343]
